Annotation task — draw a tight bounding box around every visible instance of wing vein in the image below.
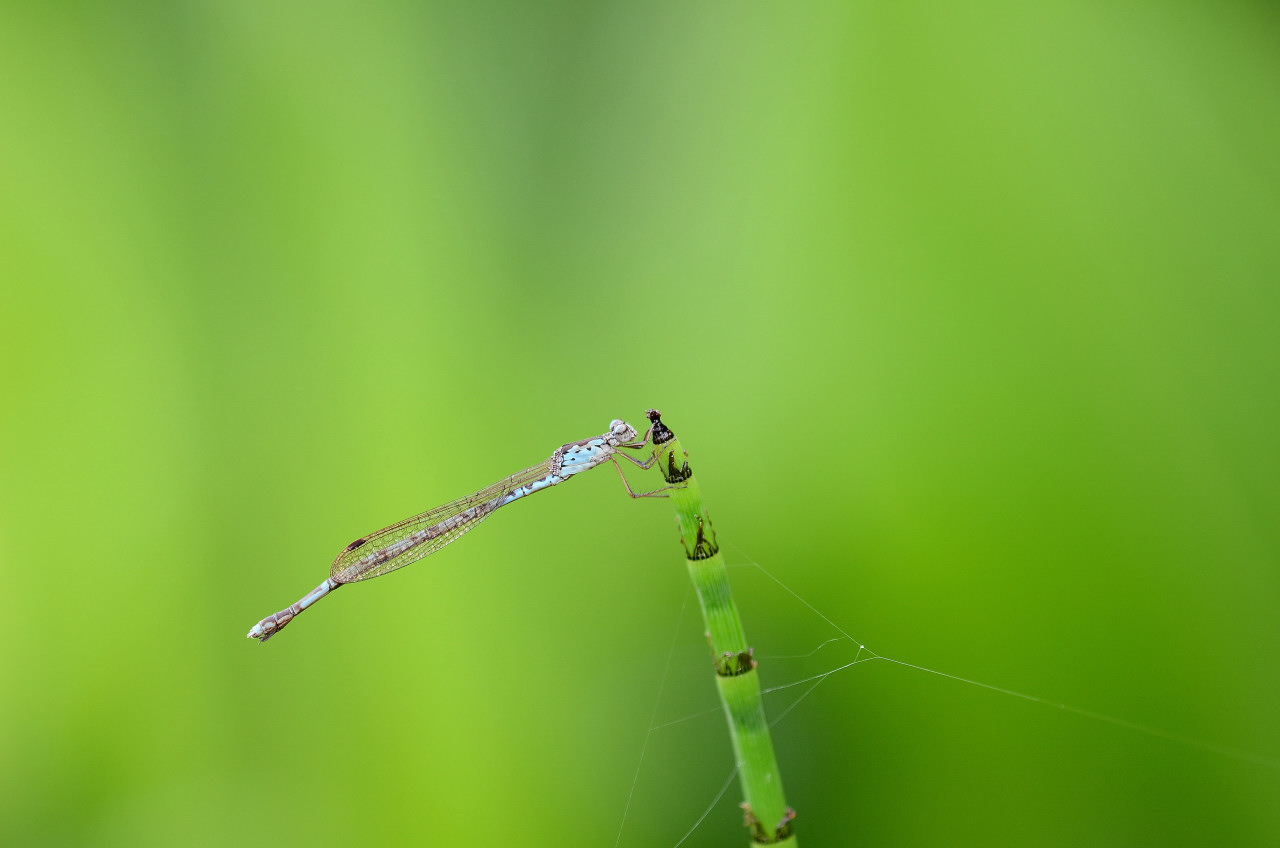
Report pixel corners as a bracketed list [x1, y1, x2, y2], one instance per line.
[330, 457, 559, 583]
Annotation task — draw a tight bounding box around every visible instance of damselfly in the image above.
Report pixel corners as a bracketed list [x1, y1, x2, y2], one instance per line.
[247, 417, 669, 642]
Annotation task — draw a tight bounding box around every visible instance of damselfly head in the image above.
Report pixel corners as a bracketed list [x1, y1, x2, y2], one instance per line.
[608, 419, 637, 444]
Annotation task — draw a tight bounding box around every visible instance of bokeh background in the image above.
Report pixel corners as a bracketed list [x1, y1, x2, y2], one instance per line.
[2, 2, 1278, 846]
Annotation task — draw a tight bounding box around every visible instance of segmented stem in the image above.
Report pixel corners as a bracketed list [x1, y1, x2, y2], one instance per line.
[647, 411, 796, 846]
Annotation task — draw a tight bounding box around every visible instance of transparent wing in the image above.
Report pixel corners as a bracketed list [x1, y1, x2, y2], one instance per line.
[330, 456, 558, 584]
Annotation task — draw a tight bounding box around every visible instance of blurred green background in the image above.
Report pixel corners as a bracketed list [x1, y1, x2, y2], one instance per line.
[2, 2, 1278, 845]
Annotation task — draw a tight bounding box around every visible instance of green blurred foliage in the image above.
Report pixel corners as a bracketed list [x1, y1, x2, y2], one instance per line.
[1, 2, 1278, 845]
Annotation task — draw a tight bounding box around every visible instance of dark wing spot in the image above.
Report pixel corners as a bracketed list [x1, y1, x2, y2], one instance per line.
[345, 538, 368, 552]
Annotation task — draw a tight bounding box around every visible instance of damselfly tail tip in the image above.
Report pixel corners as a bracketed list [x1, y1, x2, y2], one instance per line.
[246, 619, 278, 643]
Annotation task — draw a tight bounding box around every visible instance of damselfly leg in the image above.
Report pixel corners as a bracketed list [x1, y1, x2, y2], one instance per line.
[610, 434, 684, 498]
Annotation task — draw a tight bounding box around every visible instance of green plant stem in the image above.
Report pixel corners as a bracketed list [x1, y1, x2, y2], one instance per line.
[647, 411, 796, 846]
